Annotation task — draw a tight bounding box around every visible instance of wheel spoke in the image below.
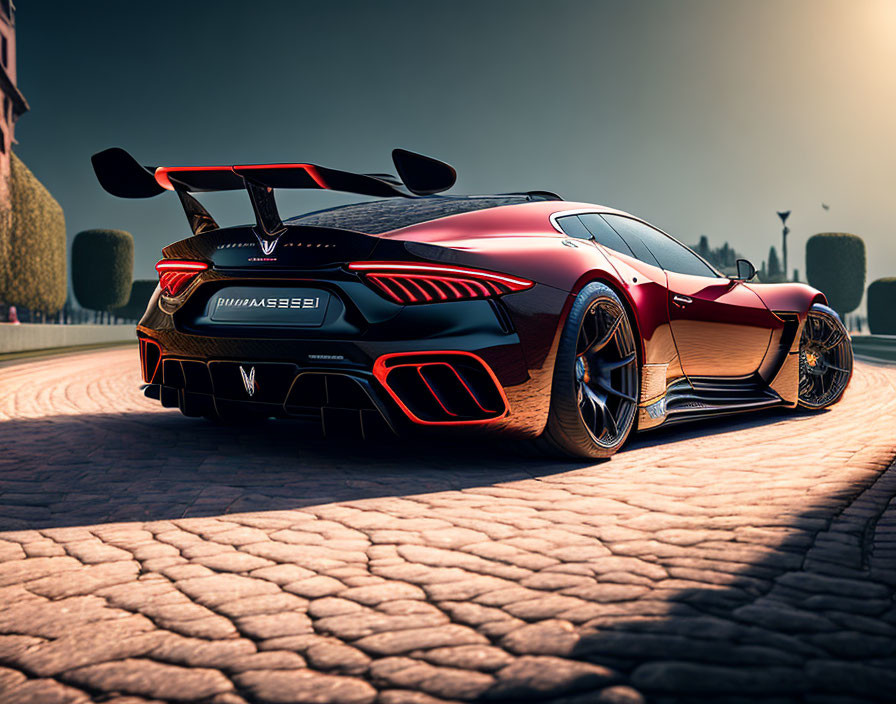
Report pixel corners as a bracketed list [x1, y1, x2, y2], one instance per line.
[595, 376, 637, 403]
[603, 404, 619, 437]
[820, 328, 845, 352]
[582, 384, 606, 412]
[587, 313, 623, 354]
[582, 385, 615, 438]
[577, 311, 601, 354]
[599, 353, 637, 371]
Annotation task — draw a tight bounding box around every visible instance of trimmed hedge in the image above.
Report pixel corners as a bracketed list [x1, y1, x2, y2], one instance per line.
[72, 229, 133, 311]
[111, 279, 157, 321]
[868, 278, 896, 334]
[806, 233, 865, 316]
[0, 153, 67, 313]
[0, 207, 9, 303]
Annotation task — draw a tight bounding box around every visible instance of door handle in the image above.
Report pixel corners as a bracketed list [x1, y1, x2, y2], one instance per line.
[672, 294, 693, 308]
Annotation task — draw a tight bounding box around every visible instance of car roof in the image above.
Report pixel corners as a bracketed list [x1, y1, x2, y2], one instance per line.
[285, 196, 633, 236]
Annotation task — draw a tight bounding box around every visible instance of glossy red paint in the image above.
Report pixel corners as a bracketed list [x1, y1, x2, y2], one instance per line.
[665, 272, 783, 378]
[372, 351, 509, 426]
[379, 201, 634, 291]
[746, 282, 827, 316]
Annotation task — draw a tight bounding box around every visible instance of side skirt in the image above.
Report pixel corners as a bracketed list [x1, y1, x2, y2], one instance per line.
[639, 375, 784, 429]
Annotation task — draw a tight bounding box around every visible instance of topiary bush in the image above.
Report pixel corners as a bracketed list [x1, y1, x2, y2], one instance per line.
[806, 233, 865, 317]
[868, 278, 896, 334]
[72, 229, 134, 312]
[111, 279, 157, 321]
[0, 207, 10, 303]
[1, 153, 67, 313]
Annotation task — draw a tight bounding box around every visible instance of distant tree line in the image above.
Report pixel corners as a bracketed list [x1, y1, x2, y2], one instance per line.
[0, 152, 156, 325]
[695, 229, 896, 334]
[693, 235, 795, 283]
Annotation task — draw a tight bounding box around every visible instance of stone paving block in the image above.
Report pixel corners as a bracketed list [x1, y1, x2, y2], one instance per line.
[235, 612, 314, 639]
[354, 624, 488, 656]
[369, 657, 494, 701]
[283, 575, 346, 598]
[631, 661, 805, 694]
[1, 677, 91, 704]
[487, 655, 619, 699]
[500, 619, 579, 655]
[233, 669, 377, 704]
[175, 573, 280, 608]
[63, 659, 233, 701]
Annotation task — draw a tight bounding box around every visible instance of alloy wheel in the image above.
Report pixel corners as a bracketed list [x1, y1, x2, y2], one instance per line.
[798, 306, 853, 409]
[574, 297, 639, 448]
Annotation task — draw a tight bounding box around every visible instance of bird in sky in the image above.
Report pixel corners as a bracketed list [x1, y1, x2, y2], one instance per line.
[822, 203, 830, 211]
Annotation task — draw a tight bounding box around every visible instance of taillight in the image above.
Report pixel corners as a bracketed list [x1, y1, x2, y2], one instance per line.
[155, 259, 208, 297]
[348, 261, 533, 304]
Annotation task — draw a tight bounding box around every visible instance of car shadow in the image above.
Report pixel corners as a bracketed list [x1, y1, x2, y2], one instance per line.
[563, 456, 896, 703]
[2, 406, 805, 531]
[628, 405, 826, 450]
[2, 405, 894, 701]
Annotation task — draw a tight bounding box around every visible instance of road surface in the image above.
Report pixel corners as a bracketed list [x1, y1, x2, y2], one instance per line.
[1, 347, 895, 703]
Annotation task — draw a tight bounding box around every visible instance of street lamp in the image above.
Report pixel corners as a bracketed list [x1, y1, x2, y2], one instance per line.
[777, 210, 791, 281]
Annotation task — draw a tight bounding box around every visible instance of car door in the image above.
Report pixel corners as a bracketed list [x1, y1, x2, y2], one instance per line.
[601, 214, 781, 378]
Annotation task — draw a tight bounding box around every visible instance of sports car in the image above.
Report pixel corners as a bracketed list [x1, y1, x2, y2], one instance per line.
[91, 147, 853, 458]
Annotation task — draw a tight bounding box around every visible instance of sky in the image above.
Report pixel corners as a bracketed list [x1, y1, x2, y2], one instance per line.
[15, 0, 896, 306]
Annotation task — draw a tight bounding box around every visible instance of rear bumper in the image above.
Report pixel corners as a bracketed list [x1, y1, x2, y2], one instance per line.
[141, 344, 513, 436]
[136, 277, 570, 437]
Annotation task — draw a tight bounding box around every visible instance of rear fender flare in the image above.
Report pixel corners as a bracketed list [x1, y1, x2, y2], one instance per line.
[566, 272, 645, 365]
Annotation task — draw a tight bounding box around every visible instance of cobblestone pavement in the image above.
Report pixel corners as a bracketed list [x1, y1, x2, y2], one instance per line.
[1, 347, 895, 703]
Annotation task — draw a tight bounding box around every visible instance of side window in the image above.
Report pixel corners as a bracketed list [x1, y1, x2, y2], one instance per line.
[599, 215, 660, 268]
[602, 215, 717, 277]
[555, 215, 592, 240]
[577, 214, 635, 257]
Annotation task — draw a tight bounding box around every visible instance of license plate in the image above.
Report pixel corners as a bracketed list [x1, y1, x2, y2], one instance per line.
[208, 287, 331, 326]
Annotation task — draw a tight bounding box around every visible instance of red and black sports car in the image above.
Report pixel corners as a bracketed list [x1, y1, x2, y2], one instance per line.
[92, 148, 853, 458]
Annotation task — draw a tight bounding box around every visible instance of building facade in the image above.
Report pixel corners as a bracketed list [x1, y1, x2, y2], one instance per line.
[0, 0, 28, 209]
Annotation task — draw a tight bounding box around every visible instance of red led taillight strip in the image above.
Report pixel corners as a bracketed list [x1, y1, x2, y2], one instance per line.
[349, 262, 533, 304]
[154, 164, 329, 191]
[155, 259, 209, 297]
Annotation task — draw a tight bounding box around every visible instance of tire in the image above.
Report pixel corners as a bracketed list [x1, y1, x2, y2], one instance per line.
[536, 282, 640, 459]
[798, 303, 853, 409]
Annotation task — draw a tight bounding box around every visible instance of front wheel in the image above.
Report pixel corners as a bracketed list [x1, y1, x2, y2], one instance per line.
[798, 303, 853, 409]
[537, 282, 640, 459]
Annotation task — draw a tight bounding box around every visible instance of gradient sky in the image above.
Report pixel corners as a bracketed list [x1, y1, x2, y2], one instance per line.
[15, 0, 896, 305]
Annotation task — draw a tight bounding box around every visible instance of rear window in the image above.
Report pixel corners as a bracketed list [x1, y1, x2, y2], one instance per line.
[286, 196, 531, 235]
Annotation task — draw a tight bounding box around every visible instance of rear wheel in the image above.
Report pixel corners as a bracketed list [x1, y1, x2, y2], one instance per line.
[537, 282, 640, 459]
[798, 303, 853, 409]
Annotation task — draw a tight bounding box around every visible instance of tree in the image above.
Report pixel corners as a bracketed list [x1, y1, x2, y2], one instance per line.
[690, 237, 743, 276]
[805, 233, 865, 317]
[0, 153, 67, 314]
[695, 235, 710, 259]
[767, 246, 783, 282]
[867, 278, 896, 334]
[72, 229, 133, 317]
[111, 279, 157, 321]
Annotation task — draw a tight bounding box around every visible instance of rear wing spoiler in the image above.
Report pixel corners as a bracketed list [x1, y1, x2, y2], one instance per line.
[91, 147, 457, 239]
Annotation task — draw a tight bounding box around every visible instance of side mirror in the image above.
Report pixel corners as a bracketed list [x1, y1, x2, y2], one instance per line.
[732, 258, 756, 281]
